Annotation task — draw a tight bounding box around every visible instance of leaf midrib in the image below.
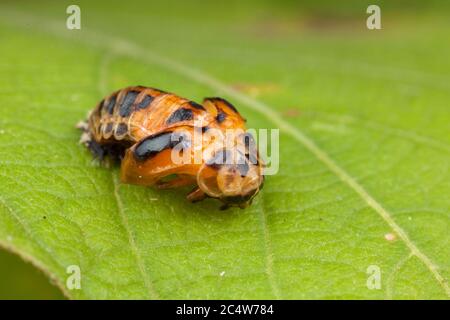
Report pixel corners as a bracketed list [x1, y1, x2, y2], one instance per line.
[112, 174, 159, 299]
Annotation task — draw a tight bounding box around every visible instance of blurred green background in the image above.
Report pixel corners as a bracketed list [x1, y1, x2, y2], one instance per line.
[0, 250, 63, 299]
[0, 0, 448, 299]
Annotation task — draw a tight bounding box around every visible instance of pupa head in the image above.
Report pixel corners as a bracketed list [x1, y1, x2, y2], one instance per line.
[197, 143, 264, 209]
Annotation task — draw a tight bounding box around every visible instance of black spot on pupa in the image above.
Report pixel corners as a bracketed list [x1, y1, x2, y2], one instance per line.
[194, 126, 210, 134]
[104, 122, 113, 135]
[216, 112, 226, 123]
[206, 149, 232, 169]
[134, 131, 174, 161]
[233, 151, 250, 177]
[205, 97, 239, 113]
[166, 108, 194, 125]
[218, 98, 239, 113]
[243, 133, 255, 149]
[171, 131, 192, 150]
[136, 95, 154, 110]
[189, 101, 206, 111]
[97, 99, 105, 114]
[243, 133, 258, 164]
[119, 90, 139, 117]
[237, 160, 250, 177]
[247, 157, 259, 166]
[115, 123, 128, 137]
[106, 95, 117, 115]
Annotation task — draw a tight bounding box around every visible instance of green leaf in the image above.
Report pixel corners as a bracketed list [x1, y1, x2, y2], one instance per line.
[0, 1, 449, 299]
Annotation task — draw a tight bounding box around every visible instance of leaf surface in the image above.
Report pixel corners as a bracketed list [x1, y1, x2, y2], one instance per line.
[0, 1, 449, 299]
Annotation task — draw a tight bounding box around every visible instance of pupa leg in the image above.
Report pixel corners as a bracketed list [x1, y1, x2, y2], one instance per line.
[87, 139, 106, 161]
[186, 187, 207, 203]
[86, 140, 123, 168]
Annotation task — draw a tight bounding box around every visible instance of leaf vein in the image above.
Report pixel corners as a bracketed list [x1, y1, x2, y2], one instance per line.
[111, 174, 160, 299]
